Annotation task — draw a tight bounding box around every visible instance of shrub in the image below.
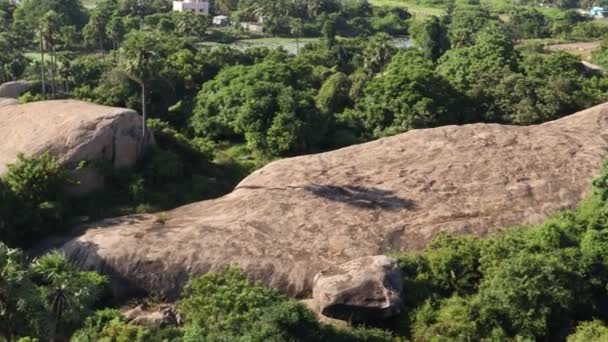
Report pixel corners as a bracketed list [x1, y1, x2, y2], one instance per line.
[178, 266, 284, 336]
[0, 154, 68, 247]
[567, 320, 608, 342]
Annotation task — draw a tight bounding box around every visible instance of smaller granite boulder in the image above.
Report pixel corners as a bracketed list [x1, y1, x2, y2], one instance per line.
[123, 304, 179, 329]
[0, 98, 17, 108]
[0, 81, 29, 99]
[312, 255, 403, 322]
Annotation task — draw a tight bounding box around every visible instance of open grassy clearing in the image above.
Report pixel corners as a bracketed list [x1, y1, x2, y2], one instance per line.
[81, 0, 98, 9]
[369, 0, 446, 16]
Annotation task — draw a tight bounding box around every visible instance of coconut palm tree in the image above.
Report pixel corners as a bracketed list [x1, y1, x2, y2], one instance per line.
[291, 18, 303, 54]
[40, 11, 62, 98]
[36, 29, 47, 99]
[120, 31, 163, 141]
[363, 33, 397, 74]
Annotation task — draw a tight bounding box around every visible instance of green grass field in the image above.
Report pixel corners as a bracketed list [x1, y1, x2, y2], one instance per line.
[82, 0, 98, 9]
[369, 0, 446, 17]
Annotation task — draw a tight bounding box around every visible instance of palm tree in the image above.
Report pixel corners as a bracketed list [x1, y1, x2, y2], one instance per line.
[40, 11, 62, 98]
[36, 29, 46, 99]
[106, 15, 125, 64]
[57, 54, 72, 94]
[363, 33, 397, 74]
[120, 31, 163, 141]
[290, 18, 303, 54]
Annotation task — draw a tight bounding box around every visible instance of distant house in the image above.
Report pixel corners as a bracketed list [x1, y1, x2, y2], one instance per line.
[588, 6, 607, 18]
[240, 22, 264, 33]
[173, 0, 210, 15]
[213, 15, 230, 26]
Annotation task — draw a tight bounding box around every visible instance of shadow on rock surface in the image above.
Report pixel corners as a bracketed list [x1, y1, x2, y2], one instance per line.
[303, 184, 415, 210]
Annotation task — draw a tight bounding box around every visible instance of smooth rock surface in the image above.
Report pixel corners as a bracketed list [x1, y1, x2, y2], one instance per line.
[44, 103, 608, 299]
[0, 81, 29, 99]
[0, 98, 18, 108]
[313, 255, 403, 322]
[0, 100, 152, 192]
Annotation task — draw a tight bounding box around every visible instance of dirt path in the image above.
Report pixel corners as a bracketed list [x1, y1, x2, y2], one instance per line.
[546, 41, 601, 60]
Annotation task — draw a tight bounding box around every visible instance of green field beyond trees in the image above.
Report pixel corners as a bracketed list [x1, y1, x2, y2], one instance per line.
[4, 0, 608, 340]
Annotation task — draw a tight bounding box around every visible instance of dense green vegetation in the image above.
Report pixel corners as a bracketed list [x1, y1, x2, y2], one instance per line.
[7, 158, 608, 340]
[0, 244, 107, 341]
[5, 0, 608, 340]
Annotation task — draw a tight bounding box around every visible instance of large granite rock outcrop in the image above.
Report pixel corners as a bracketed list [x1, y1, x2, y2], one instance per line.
[43, 103, 608, 299]
[0, 100, 152, 193]
[312, 256, 403, 322]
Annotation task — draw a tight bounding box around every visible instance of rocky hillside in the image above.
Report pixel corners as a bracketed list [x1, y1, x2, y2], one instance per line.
[0, 100, 151, 193]
[44, 103, 608, 299]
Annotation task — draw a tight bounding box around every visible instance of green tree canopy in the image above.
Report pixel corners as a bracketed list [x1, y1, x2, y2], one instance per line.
[191, 59, 330, 155]
[13, 0, 87, 30]
[344, 49, 464, 138]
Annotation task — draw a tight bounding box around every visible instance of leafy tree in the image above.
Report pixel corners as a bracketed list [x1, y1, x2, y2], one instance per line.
[371, 7, 410, 36]
[321, 13, 340, 47]
[345, 49, 463, 138]
[447, 7, 499, 48]
[13, 0, 87, 32]
[520, 51, 597, 124]
[362, 33, 396, 74]
[437, 30, 521, 122]
[592, 37, 608, 69]
[438, 30, 520, 93]
[179, 267, 284, 337]
[179, 266, 398, 342]
[0, 243, 47, 341]
[412, 15, 450, 61]
[568, 321, 608, 341]
[0, 32, 28, 83]
[83, 10, 109, 54]
[192, 59, 329, 155]
[172, 11, 211, 37]
[316, 72, 351, 114]
[0, 153, 68, 247]
[106, 15, 126, 63]
[425, 234, 482, 296]
[507, 8, 551, 40]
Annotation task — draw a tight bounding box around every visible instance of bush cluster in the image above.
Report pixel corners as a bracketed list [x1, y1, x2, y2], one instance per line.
[395, 162, 608, 340]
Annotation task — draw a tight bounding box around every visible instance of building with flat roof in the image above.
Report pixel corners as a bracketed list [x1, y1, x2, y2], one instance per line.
[173, 0, 210, 15]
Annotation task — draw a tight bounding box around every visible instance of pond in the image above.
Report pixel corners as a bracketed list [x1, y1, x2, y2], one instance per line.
[200, 36, 414, 54]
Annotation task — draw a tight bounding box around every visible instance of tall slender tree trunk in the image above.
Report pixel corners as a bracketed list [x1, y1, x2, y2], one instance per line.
[114, 41, 119, 64]
[50, 43, 56, 98]
[141, 82, 147, 142]
[40, 37, 46, 100]
[99, 35, 105, 61]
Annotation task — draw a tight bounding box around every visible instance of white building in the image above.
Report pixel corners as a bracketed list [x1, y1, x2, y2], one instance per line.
[213, 15, 229, 26]
[173, 0, 210, 15]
